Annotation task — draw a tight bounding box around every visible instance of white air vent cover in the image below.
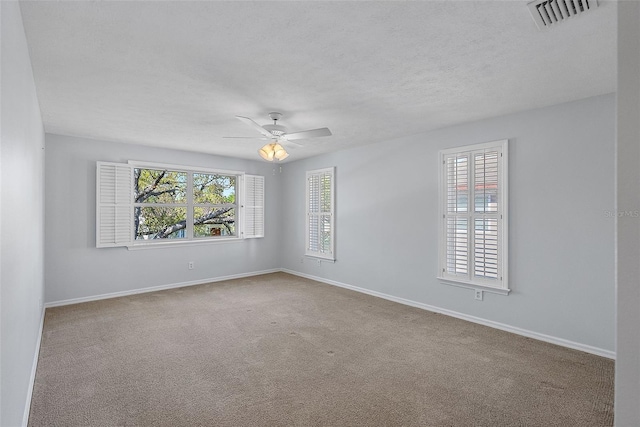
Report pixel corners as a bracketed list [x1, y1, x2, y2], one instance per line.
[527, 0, 598, 30]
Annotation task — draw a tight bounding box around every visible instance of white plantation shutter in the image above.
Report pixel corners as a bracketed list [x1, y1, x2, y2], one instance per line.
[473, 151, 500, 280]
[447, 154, 469, 214]
[439, 140, 508, 291]
[445, 154, 470, 277]
[96, 162, 133, 248]
[446, 217, 468, 275]
[243, 174, 265, 238]
[306, 167, 335, 260]
[307, 174, 321, 251]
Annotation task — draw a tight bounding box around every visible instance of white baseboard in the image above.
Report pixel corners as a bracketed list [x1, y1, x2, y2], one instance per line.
[23, 306, 46, 427]
[281, 269, 616, 360]
[44, 269, 281, 308]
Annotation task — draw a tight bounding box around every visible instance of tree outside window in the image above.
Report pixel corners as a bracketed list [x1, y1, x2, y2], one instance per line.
[134, 168, 237, 240]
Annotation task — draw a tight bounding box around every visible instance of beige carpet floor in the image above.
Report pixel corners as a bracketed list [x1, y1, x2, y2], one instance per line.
[28, 272, 614, 426]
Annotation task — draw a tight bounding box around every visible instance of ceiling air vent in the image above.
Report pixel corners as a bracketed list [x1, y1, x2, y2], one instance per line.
[527, 0, 598, 30]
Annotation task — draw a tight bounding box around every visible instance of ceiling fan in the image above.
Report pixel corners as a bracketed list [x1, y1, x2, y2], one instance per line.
[225, 112, 332, 161]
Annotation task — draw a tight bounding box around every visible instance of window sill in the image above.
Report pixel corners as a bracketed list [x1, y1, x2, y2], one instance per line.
[438, 276, 510, 296]
[304, 254, 336, 263]
[127, 237, 244, 250]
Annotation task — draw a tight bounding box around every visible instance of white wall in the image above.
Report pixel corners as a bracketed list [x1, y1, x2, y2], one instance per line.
[280, 94, 616, 355]
[615, 2, 640, 424]
[1, 2, 46, 425]
[44, 134, 282, 303]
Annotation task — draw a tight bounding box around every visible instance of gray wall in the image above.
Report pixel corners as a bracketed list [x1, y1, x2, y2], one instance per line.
[615, 2, 640, 424]
[44, 134, 282, 303]
[1, 2, 46, 425]
[280, 94, 616, 354]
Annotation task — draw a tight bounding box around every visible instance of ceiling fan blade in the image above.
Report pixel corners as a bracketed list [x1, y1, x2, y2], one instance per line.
[236, 116, 273, 138]
[285, 127, 332, 140]
[222, 136, 268, 140]
[280, 139, 303, 148]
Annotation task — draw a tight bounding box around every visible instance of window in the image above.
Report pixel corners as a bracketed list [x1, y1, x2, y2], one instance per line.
[96, 161, 264, 248]
[134, 168, 189, 240]
[438, 140, 509, 293]
[306, 167, 335, 260]
[191, 172, 237, 238]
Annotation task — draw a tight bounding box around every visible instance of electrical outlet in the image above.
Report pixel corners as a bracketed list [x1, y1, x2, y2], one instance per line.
[474, 290, 483, 301]
[300, 257, 304, 264]
[188, 261, 194, 270]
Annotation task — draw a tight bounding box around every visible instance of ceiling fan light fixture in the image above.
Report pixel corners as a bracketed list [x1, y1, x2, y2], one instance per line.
[258, 144, 275, 161]
[274, 148, 289, 161]
[273, 143, 288, 160]
[258, 142, 288, 162]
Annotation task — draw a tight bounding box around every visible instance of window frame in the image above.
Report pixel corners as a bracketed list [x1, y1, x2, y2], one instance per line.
[96, 161, 264, 249]
[133, 167, 190, 241]
[131, 161, 240, 244]
[191, 172, 238, 239]
[437, 140, 509, 295]
[305, 167, 336, 261]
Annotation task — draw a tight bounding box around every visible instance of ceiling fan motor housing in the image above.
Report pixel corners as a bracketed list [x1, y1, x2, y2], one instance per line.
[263, 124, 286, 136]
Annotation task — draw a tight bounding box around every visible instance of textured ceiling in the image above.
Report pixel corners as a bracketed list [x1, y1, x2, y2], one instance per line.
[19, 1, 617, 162]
